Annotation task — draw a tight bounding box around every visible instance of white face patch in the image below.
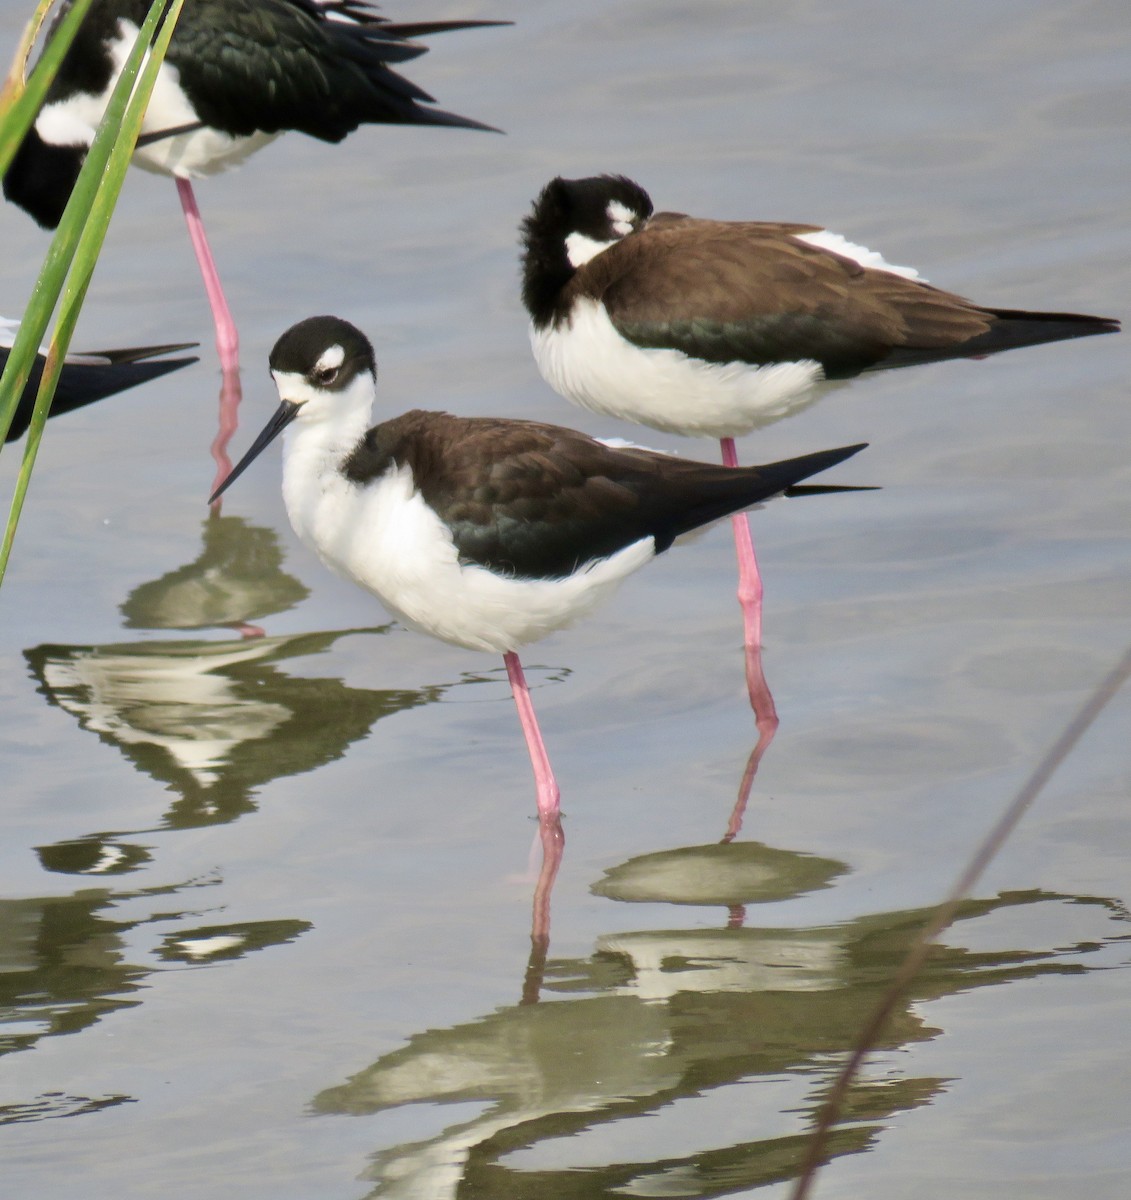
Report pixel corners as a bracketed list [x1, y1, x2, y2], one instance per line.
[606, 199, 638, 237]
[315, 344, 346, 375]
[565, 231, 617, 268]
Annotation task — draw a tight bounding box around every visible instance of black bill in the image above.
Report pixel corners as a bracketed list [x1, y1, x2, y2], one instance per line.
[209, 400, 300, 503]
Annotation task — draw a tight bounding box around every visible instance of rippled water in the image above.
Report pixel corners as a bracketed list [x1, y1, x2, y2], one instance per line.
[1, 2, 1129, 1197]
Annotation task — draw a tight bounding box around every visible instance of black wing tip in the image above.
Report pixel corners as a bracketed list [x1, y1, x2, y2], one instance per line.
[382, 20, 514, 38]
[990, 307, 1121, 331]
[85, 342, 201, 364]
[789, 441, 869, 471]
[784, 483, 880, 497]
[754, 441, 869, 494]
[410, 107, 504, 134]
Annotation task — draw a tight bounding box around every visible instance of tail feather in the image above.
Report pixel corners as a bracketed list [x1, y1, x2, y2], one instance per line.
[380, 21, 514, 39]
[657, 443, 869, 549]
[79, 342, 200, 365]
[879, 308, 1119, 370]
[784, 483, 879, 496]
[4, 351, 199, 443]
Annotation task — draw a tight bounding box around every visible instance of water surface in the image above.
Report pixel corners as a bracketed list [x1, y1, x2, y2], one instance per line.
[1, 2, 1129, 1197]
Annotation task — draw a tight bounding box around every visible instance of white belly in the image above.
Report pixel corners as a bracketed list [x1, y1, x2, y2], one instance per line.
[530, 298, 825, 439]
[36, 19, 278, 178]
[282, 456, 656, 654]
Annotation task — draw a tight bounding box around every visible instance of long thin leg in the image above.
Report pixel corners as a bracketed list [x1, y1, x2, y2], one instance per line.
[209, 366, 243, 503]
[720, 437, 779, 734]
[175, 176, 240, 372]
[722, 731, 776, 843]
[524, 813, 565, 1000]
[504, 650, 561, 818]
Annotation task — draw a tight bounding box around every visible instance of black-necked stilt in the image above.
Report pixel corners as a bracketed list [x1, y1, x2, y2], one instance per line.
[520, 173, 1120, 707]
[4, 1, 506, 371]
[209, 315, 868, 822]
[1, 317, 197, 442]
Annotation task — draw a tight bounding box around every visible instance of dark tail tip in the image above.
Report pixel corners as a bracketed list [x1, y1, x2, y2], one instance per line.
[784, 483, 880, 497]
[749, 442, 869, 500]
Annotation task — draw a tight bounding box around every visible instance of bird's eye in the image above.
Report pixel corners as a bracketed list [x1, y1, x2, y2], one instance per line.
[315, 366, 339, 386]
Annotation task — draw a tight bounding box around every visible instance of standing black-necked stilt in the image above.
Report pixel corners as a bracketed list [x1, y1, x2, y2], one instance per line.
[1, 317, 197, 442]
[209, 315, 868, 823]
[4, 1, 506, 372]
[519, 173, 1120, 711]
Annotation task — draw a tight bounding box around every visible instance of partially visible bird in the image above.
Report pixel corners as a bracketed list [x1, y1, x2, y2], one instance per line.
[4, 1, 507, 370]
[519, 172, 1120, 711]
[210, 315, 869, 821]
[1, 317, 197, 442]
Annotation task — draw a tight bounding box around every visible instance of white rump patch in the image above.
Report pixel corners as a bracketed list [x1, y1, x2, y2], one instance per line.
[795, 229, 924, 281]
[596, 436, 673, 455]
[531, 299, 824, 438]
[313, 0, 363, 23]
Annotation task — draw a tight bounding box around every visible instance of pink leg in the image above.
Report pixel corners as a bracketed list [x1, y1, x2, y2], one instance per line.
[720, 437, 779, 733]
[525, 813, 565, 997]
[176, 176, 239, 372]
[504, 650, 561, 819]
[222, 621, 266, 640]
[209, 366, 243, 505]
[722, 728, 777, 843]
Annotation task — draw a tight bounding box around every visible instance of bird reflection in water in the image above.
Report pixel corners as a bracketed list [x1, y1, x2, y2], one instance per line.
[528, 729, 791, 960]
[721, 732, 778, 848]
[209, 368, 243, 505]
[121, 510, 309, 638]
[25, 625, 443, 831]
[24, 514, 451, 830]
[0, 869, 311, 1122]
[314, 878, 1129, 1200]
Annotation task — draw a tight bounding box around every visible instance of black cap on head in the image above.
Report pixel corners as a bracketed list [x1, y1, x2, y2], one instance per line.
[269, 316, 377, 388]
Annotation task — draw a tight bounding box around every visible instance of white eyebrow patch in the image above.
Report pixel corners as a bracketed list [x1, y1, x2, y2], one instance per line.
[606, 199, 637, 236]
[315, 344, 346, 374]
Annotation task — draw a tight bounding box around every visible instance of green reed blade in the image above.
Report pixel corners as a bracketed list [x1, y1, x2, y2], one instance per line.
[0, 0, 185, 583]
[0, 0, 98, 175]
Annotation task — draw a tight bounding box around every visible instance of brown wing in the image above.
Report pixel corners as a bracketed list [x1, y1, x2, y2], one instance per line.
[569, 216, 997, 375]
[353, 412, 863, 579]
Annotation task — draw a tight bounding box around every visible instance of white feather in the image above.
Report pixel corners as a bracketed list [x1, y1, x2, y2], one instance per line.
[36, 20, 277, 178]
[794, 229, 925, 281]
[531, 298, 825, 438]
[565, 231, 619, 268]
[275, 371, 657, 654]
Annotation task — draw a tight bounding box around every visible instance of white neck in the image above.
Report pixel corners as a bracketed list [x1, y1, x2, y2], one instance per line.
[272, 371, 376, 517]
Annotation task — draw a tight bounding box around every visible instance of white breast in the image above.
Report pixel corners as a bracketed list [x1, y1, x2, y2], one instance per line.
[531, 299, 824, 439]
[281, 444, 656, 654]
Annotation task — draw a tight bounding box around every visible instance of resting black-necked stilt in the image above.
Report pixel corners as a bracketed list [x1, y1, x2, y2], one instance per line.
[4, 1, 506, 372]
[209, 315, 868, 822]
[1, 317, 197, 442]
[520, 173, 1120, 708]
